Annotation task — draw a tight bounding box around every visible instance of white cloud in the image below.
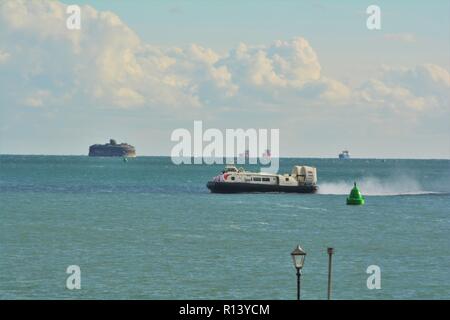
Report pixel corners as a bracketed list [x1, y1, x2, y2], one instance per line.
[0, 50, 10, 64]
[0, 0, 209, 109]
[381, 64, 450, 99]
[0, 0, 350, 110]
[358, 79, 427, 111]
[222, 38, 322, 88]
[217, 38, 352, 106]
[114, 88, 145, 108]
[384, 33, 416, 43]
[0, 0, 448, 119]
[23, 90, 51, 107]
[357, 64, 450, 112]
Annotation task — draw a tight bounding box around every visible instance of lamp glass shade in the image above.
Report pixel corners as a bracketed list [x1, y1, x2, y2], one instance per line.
[291, 245, 306, 269]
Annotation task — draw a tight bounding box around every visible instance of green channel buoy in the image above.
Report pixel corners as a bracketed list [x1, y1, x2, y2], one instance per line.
[346, 182, 365, 205]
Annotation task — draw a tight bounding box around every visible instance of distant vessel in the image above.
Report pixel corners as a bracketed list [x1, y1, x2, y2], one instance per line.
[207, 165, 318, 193]
[339, 150, 350, 159]
[262, 149, 271, 159]
[238, 149, 250, 159]
[89, 139, 136, 157]
[238, 149, 271, 161]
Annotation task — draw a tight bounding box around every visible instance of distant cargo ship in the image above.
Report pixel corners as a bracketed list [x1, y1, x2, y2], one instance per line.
[262, 149, 271, 158]
[339, 150, 350, 159]
[89, 139, 136, 157]
[238, 149, 271, 160]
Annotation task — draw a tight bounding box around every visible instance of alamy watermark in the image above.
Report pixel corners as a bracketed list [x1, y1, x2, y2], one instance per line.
[366, 265, 381, 290]
[66, 265, 81, 290]
[66, 4, 81, 30]
[170, 121, 280, 173]
[366, 5, 381, 30]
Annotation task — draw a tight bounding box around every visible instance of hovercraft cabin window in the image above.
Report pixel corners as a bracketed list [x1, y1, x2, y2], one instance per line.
[262, 178, 270, 182]
[253, 177, 261, 181]
[231, 176, 235, 181]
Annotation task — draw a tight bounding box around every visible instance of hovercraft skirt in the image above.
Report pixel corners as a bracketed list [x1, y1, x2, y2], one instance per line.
[206, 181, 318, 194]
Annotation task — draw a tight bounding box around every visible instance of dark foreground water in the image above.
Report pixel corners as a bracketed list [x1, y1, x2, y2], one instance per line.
[0, 156, 449, 299]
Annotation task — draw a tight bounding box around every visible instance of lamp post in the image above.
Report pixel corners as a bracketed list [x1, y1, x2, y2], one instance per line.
[291, 245, 306, 300]
[327, 247, 334, 300]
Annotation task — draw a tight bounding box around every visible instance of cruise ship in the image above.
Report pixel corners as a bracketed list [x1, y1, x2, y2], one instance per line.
[206, 165, 318, 193]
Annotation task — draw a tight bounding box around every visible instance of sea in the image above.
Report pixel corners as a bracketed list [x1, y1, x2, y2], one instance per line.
[0, 155, 449, 299]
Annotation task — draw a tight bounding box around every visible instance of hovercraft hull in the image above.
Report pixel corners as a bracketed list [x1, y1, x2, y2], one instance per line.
[206, 181, 318, 194]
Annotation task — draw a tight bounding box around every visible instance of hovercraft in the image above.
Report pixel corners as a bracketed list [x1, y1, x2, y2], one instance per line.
[207, 165, 318, 194]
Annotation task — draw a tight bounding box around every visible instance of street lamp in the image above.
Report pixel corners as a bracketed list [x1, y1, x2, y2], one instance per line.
[327, 247, 334, 300]
[291, 245, 306, 300]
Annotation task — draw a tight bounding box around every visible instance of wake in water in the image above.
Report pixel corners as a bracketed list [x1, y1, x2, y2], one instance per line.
[318, 176, 443, 196]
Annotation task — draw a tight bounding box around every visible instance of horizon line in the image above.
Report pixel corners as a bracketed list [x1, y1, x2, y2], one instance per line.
[1, 153, 449, 161]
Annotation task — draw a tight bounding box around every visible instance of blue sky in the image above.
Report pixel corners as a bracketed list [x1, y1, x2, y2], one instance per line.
[71, 1, 450, 69]
[0, 0, 449, 157]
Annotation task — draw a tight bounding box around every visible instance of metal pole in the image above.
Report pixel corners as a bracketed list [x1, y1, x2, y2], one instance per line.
[327, 247, 334, 300]
[296, 268, 301, 300]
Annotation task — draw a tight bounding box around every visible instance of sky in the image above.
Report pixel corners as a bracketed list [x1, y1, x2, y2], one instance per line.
[0, 0, 449, 158]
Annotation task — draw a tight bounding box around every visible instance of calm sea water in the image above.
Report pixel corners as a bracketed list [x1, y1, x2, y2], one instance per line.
[0, 155, 449, 299]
